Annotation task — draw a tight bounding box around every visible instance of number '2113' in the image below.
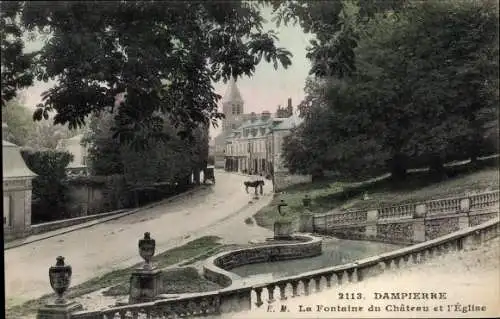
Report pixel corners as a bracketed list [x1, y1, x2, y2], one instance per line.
[338, 293, 363, 300]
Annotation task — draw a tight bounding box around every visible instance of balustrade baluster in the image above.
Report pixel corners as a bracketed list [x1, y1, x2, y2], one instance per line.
[314, 277, 322, 292]
[278, 283, 287, 300]
[393, 258, 400, 269]
[383, 260, 391, 271]
[291, 281, 299, 297]
[346, 269, 354, 282]
[411, 253, 418, 264]
[303, 279, 310, 295]
[266, 284, 276, 303]
[131, 310, 139, 319]
[336, 271, 343, 285]
[254, 287, 264, 307]
[119, 310, 127, 319]
[325, 274, 333, 288]
[402, 255, 409, 265]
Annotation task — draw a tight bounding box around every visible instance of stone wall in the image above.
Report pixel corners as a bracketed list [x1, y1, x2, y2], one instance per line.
[203, 235, 322, 288]
[313, 190, 499, 245]
[3, 178, 33, 241]
[65, 184, 106, 217]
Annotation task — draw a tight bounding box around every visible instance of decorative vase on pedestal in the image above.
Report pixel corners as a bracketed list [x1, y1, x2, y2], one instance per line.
[139, 232, 156, 270]
[49, 256, 72, 304]
[38, 256, 82, 319]
[129, 232, 163, 304]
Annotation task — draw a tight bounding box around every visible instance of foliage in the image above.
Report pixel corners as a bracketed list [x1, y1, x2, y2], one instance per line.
[84, 110, 209, 188]
[282, 0, 499, 179]
[270, 0, 408, 78]
[20, 148, 73, 222]
[15, 1, 292, 144]
[2, 96, 82, 149]
[0, 1, 34, 106]
[1, 97, 35, 145]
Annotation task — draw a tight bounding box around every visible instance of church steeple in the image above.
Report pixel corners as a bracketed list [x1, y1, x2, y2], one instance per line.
[222, 77, 243, 104]
[221, 77, 244, 134]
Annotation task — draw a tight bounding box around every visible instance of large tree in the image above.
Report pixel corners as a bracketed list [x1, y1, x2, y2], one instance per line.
[283, 0, 499, 180]
[0, 1, 34, 106]
[16, 1, 292, 145]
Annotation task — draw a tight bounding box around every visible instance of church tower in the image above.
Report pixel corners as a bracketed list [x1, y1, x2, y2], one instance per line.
[221, 77, 244, 133]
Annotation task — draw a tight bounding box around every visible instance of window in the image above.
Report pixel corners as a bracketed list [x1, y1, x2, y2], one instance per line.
[82, 156, 88, 166]
[231, 124, 236, 130]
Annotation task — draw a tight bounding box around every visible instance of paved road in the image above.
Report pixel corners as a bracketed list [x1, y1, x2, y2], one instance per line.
[5, 171, 272, 307]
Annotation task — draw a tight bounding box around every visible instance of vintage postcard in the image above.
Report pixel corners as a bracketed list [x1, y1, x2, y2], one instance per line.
[3, 1, 499, 318]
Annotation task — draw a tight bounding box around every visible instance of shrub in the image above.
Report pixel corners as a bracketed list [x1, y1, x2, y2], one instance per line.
[21, 148, 73, 223]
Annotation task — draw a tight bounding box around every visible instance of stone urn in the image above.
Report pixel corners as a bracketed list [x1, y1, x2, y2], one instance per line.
[49, 256, 72, 304]
[302, 195, 312, 208]
[139, 232, 156, 270]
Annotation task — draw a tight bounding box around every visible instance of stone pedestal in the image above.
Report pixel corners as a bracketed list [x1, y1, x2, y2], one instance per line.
[129, 267, 163, 304]
[412, 219, 426, 242]
[365, 210, 378, 238]
[274, 221, 293, 240]
[299, 211, 314, 233]
[37, 301, 83, 319]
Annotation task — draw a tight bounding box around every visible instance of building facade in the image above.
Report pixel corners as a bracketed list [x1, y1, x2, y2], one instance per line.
[3, 139, 37, 241]
[56, 134, 89, 176]
[214, 78, 251, 168]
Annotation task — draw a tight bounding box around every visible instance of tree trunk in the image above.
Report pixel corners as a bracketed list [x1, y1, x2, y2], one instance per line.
[390, 153, 408, 181]
[429, 154, 446, 179]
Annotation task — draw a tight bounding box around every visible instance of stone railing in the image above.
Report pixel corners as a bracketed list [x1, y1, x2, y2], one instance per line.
[203, 234, 322, 288]
[312, 190, 499, 244]
[67, 217, 499, 318]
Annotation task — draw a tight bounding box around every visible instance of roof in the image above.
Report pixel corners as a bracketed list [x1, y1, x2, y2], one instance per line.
[2, 140, 37, 180]
[273, 114, 303, 131]
[222, 77, 243, 104]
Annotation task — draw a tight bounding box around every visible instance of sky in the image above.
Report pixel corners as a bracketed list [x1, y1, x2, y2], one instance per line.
[20, 6, 313, 139]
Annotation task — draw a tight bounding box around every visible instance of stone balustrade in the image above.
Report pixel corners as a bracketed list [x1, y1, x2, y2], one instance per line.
[41, 217, 498, 319]
[313, 190, 499, 244]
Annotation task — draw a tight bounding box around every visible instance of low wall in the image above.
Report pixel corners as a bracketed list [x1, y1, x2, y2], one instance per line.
[69, 217, 499, 319]
[203, 234, 322, 288]
[313, 190, 499, 244]
[30, 209, 128, 235]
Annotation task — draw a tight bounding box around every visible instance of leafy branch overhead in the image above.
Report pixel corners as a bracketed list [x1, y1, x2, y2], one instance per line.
[8, 1, 292, 143]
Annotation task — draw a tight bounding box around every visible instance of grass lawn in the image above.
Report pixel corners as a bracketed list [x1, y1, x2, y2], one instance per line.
[6, 236, 223, 319]
[102, 267, 223, 297]
[254, 162, 499, 229]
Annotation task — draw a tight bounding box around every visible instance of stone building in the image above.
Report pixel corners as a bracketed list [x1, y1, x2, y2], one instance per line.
[214, 78, 256, 168]
[56, 133, 89, 176]
[270, 114, 312, 191]
[3, 125, 37, 240]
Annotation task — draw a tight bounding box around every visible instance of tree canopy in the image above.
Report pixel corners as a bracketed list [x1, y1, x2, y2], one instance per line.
[282, 0, 499, 179]
[2, 1, 293, 145]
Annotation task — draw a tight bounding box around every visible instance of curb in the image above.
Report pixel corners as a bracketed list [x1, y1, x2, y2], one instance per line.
[4, 186, 207, 251]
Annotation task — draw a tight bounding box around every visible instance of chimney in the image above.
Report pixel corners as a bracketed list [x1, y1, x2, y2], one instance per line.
[250, 112, 257, 122]
[260, 110, 271, 121]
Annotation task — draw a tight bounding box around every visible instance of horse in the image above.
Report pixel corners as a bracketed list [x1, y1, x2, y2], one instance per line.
[244, 180, 265, 195]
